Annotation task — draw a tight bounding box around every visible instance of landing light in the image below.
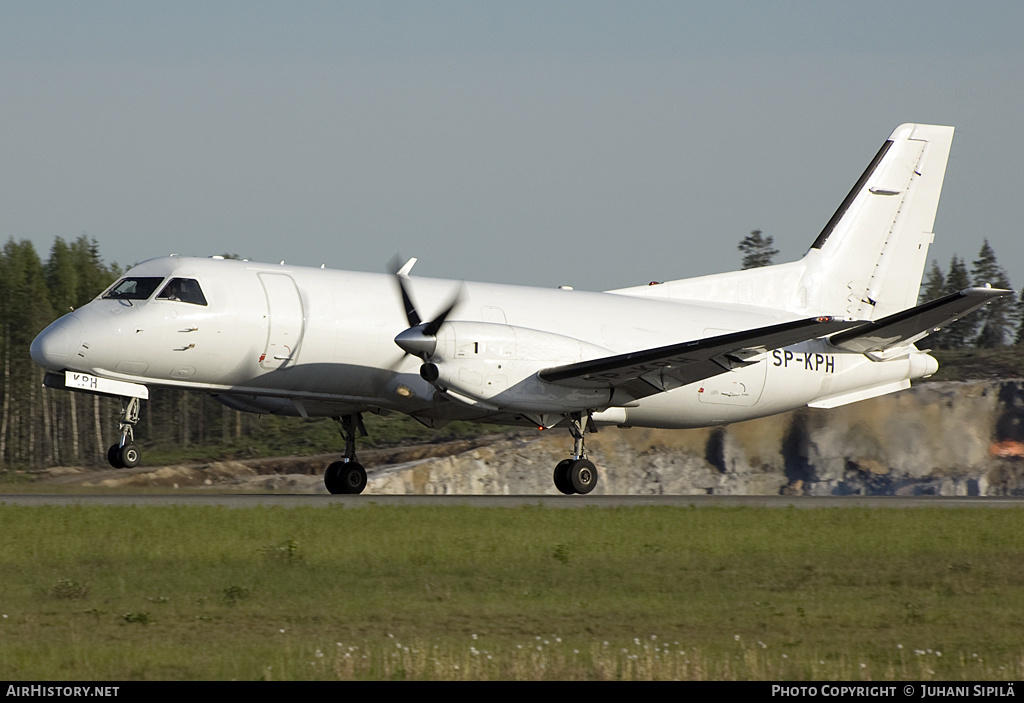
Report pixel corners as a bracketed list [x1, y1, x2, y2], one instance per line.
[395, 385, 414, 398]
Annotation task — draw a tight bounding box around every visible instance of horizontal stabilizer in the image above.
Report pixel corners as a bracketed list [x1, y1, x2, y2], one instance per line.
[808, 380, 910, 409]
[539, 315, 858, 402]
[828, 287, 1013, 355]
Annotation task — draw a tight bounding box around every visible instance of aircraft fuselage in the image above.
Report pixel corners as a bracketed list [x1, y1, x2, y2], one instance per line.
[32, 255, 936, 431]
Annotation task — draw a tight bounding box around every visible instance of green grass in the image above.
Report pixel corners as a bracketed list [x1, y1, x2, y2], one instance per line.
[1, 504, 1023, 680]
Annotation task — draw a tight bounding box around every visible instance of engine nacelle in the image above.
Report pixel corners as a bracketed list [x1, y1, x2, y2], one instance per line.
[422, 321, 615, 413]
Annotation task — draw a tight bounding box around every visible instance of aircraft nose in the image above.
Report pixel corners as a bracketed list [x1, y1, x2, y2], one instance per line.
[30, 314, 84, 371]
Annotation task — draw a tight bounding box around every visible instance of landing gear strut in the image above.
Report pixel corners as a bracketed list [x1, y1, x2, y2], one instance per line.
[324, 413, 368, 494]
[107, 396, 142, 469]
[553, 411, 599, 495]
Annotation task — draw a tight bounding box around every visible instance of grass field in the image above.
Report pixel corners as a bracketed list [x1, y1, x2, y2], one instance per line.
[1, 503, 1023, 680]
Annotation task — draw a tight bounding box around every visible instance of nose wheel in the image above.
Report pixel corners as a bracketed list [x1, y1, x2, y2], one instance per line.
[107, 396, 142, 468]
[107, 442, 141, 469]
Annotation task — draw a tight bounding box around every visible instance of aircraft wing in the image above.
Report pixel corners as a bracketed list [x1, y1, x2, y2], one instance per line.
[539, 316, 858, 401]
[828, 287, 1014, 354]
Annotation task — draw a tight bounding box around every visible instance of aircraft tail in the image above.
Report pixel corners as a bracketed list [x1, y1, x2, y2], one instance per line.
[797, 123, 954, 320]
[609, 123, 955, 322]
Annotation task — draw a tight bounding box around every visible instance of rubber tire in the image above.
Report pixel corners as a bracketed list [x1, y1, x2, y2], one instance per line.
[325, 461, 367, 495]
[553, 459, 576, 495]
[324, 461, 343, 494]
[568, 459, 598, 495]
[118, 444, 141, 468]
[107, 444, 125, 469]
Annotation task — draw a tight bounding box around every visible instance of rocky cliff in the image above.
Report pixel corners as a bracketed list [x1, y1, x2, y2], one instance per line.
[60, 380, 1024, 496]
[369, 380, 1024, 496]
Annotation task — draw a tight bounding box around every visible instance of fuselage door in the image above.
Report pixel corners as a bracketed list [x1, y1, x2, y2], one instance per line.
[697, 328, 767, 406]
[259, 273, 305, 370]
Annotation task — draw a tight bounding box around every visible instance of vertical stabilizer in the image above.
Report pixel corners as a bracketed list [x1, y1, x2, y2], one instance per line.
[800, 123, 955, 320]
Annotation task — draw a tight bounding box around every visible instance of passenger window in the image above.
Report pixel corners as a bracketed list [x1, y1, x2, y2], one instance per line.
[157, 278, 208, 306]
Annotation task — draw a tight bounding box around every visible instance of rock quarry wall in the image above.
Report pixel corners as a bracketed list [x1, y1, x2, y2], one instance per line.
[74, 380, 1024, 496]
[369, 380, 1024, 496]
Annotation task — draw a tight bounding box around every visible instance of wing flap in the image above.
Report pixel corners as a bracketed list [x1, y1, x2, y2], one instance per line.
[539, 316, 858, 398]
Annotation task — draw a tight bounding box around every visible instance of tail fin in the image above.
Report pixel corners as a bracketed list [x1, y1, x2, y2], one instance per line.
[608, 123, 955, 320]
[800, 123, 954, 320]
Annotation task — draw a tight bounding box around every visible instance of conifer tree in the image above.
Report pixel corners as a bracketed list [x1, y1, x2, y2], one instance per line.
[45, 237, 80, 314]
[918, 259, 949, 347]
[919, 259, 946, 304]
[0, 240, 56, 466]
[738, 230, 779, 269]
[941, 255, 976, 348]
[1016, 291, 1024, 344]
[970, 239, 1016, 347]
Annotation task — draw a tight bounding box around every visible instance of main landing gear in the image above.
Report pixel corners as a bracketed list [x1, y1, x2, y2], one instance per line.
[324, 413, 368, 495]
[107, 396, 142, 469]
[552, 411, 599, 495]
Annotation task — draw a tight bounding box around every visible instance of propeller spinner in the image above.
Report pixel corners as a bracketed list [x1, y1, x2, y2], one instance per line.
[390, 257, 462, 364]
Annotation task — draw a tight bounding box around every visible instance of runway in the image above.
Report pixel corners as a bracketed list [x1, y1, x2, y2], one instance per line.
[3, 493, 1024, 508]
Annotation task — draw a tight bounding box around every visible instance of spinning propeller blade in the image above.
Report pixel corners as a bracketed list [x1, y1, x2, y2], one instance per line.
[388, 256, 463, 361]
[389, 255, 422, 328]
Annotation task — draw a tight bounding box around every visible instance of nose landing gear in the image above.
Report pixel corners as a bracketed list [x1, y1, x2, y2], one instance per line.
[107, 396, 142, 468]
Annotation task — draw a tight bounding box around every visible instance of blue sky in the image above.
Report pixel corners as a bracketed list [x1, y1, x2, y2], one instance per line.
[2, 1, 1022, 292]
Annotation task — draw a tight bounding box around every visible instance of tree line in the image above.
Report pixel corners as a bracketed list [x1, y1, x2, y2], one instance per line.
[0, 236, 268, 471]
[738, 230, 1021, 348]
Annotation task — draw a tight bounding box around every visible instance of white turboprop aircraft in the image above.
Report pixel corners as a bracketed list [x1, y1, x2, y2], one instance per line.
[30, 123, 1010, 495]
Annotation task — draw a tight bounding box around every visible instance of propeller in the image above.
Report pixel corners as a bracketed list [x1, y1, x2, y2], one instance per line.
[389, 256, 463, 363]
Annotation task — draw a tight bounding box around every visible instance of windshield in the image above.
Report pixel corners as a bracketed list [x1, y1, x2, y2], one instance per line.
[103, 277, 164, 301]
[156, 278, 208, 306]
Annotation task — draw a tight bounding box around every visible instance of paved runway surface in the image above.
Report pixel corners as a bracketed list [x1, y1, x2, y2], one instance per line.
[3, 494, 1024, 508]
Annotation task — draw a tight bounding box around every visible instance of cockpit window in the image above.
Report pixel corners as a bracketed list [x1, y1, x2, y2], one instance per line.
[156, 278, 208, 306]
[103, 277, 164, 300]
